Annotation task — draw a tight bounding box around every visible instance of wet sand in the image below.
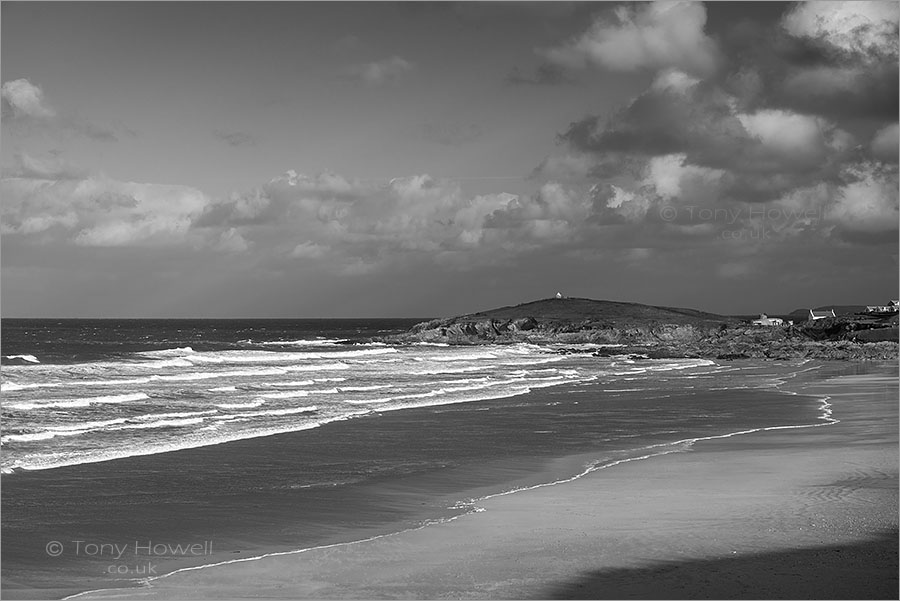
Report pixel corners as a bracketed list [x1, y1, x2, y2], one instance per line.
[69, 362, 898, 600]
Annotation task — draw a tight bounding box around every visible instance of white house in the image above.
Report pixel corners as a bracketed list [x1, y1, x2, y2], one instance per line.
[865, 301, 899, 314]
[808, 309, 836, 320]
[751, 314, 784, 326]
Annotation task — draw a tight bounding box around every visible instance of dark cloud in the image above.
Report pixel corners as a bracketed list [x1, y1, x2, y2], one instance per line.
[528, 2, 897, 259]
[712, 3, 900, 121]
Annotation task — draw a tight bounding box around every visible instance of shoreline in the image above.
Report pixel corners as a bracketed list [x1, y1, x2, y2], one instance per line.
[43, 360, 898, 600]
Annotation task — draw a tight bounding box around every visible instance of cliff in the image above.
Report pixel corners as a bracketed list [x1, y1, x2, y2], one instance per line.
[386, 298, 898, 361]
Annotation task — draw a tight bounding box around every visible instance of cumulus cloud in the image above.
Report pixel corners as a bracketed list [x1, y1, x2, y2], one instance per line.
[534, 0, 899, 259]
[216, 228, 252, 253]
[558, 65, 864, 206]
[349, 56, 414, 86]
[1, 171, 209, 247]
[870, 123, 899, 163]
[1, 79, 55, 120]
[782, 1, 899, 59]
[540, 1, 720, 77]
[827, 162, 900, 241]
[570, 149, 898, 247]
[771, 1, 899, 120]
[290, 241, 328, 259]
[188, 168, 604, 273]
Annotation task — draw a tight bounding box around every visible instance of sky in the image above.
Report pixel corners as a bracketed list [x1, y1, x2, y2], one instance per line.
[1, 1, 898, 318]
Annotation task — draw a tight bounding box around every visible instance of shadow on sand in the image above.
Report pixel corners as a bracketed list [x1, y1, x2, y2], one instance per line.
[543, 529, 898, 600]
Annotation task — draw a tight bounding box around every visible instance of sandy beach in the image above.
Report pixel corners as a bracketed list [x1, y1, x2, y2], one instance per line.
[65, 362, 897, 600]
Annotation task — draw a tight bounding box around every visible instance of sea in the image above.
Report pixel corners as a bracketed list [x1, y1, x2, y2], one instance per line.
[0, 319, 838, 599]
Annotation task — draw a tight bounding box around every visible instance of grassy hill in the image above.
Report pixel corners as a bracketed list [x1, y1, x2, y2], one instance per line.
[463, 297, 737, 327]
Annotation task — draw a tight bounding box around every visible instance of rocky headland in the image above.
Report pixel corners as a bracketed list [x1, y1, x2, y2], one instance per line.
[386, 298, 898, 361]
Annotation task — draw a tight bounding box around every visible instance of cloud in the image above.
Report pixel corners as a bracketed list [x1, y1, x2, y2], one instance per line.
[1, 77, 130, 142]
[871, 123, 899, 163]
[216, 228, 252, 253]
[1, 171, 210, 247]
[827, 162, 899, 241]
[4, 152, 89, 180]
[189, 169, 604, 273]
[782, 1, 899, 59]
[540, 1, 720, 77]
[770, 1, 899, 120]
[214, 130, 258, 147]
[558, 67, 862, 204]
[532, 0, 899, 267]
[348, 56, 414, 86]
[571, 150, 898, 248]
[290, 241, 328, 259]
[1, 79, 55, 119]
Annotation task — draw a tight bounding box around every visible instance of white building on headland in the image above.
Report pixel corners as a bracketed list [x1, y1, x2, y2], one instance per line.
[751, 314, 784, 326]
[808, 309, 836, 320]
[556, 292, 563, 299]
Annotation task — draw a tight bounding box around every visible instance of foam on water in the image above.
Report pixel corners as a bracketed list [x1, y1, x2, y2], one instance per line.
[2, 430, 87, 443]
[339, 384, 393, 392]
[1, 338, 734, 474]
[7, 392, 150, 411]
[119, 417, 209, 430]
[258, 390, 311, 399]
[228, 406, 320, 418]
[2, 381, 61, 391]
[4, 354, 40, 363]
[255, 339, 350, 346]
[215, 399, 266, 410]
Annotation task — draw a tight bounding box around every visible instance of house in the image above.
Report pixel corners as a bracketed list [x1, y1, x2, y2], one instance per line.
[556, 292, 563, 299]
[808, 309, 836, 320]
[865, 301, 899, 314]
[751, 314, 784, 326]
